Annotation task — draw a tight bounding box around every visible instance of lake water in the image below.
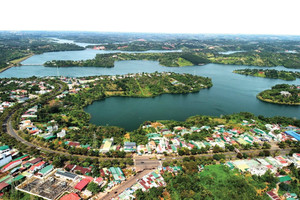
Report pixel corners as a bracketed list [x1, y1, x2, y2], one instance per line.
[0, 49, 299, 131]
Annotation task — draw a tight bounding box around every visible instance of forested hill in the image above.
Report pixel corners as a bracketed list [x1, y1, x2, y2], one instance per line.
[234, 69, 300, 81]
[257, 84, 300, 105]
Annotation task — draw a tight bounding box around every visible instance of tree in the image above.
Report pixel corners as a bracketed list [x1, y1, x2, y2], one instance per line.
[263, 150, 270, 157]
[87, 182, 100, 194]
[262, 142, 271, 149]
[237, 153, 243, 159]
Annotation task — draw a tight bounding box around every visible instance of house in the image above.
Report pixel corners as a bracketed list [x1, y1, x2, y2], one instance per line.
[279, 175, 292, 183]
[148, 141, 156, 150]
[37, 165, 53, 177]
[109, 167, 125, 182]
[55, 170, 78, 181]
[137, 145, 148, 154]
[0, 151, 12, 167]
[57, 129, 66, 138]
[66, 141, 80, 147]
[60, 193, 81, 200]
[28, 157, 43, 165]
[95, 177, 104, 186]
[1, 159, 22, 172]
[29, 161, 46, 173]
[285, 131, 300, 141]
[124, 142, 136, 152]
[68, 165, 92, 175]
[74, 178, 91, 191]
[100, 138, 113, 153]
[280, 91, 291, 97]
[266, 190, 281, 200]
[0, 182, 10, 192]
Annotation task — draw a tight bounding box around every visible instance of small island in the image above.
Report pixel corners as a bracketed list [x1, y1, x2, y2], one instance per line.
[257, 84, 300, 105]
[233, 68, 300, 81]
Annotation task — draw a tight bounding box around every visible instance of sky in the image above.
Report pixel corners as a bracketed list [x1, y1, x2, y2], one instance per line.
[1, 0, 300, 35]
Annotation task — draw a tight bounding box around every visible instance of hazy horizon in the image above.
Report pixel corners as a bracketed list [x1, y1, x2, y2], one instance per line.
[1, 0, 300, 35]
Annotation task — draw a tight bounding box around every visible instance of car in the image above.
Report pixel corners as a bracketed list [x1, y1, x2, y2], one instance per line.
[141, 161, 144, 164]
[114, 191, 118, 194]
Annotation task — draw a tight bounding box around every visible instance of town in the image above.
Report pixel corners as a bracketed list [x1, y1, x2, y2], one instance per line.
[0, 74, 299, 199]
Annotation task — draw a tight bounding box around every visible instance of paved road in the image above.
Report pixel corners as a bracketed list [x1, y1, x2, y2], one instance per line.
[3, 83, 118, 160]
[134, 156, 160, 171]
[100, 169, 153, 200]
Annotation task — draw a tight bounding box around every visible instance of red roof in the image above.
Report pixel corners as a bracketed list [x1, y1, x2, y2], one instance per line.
[100, 169, 105, 177]
[139, 182, 150, 190]
[0, 182, 9, 191]
[95, 177, 103, 183]
[84, 176, 94, 182]
[65, 164, 75, 170]
[266, 165, 273, 169]
[29, 161, 45, 171]
[60, 193, 81, 200]
[2, 160, 21, 170]
[30, 130, 39, 134]
[74, 178, 91, 191]
[74, 166, 91, 175]
[68, 142, 80, 147]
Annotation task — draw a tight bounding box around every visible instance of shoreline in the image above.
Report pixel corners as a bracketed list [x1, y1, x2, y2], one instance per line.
[0, 54, 34, 73]
[257, 95, 300, 106]
[233, 71, 297, 81]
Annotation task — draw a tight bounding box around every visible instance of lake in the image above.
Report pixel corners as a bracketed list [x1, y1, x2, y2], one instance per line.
[0, 49, 299, 131]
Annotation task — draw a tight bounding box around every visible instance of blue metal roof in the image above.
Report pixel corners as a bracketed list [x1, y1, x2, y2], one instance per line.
[285, 131, 300, 141]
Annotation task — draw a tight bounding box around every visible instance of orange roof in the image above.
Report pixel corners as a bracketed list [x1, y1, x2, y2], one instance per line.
[60, 193, 80, 200]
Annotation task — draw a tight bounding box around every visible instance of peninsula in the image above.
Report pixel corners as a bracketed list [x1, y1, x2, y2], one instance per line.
[233, 68, 300, 81]
[257, 84, 300, 105]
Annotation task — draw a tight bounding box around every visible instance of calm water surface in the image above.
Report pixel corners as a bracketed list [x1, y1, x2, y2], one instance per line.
[0, 50, 299, 131]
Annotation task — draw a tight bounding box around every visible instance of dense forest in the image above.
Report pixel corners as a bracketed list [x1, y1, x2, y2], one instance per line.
[233, 68, 300, 81]
[257, 84, 300, 105]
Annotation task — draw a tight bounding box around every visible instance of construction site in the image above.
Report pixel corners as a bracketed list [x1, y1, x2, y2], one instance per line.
[16, 170, 78, 200]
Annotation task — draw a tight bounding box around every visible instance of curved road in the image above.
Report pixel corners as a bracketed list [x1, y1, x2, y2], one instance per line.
[3, 83, 101, 159]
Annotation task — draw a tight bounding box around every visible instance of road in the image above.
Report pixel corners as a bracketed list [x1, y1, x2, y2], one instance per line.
[99, 169, 153, 200]
[3, 83, 113, 160]
[134, 155, 160, 171]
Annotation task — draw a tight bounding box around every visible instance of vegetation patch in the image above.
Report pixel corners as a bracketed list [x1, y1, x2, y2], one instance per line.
[257, 84, 300, 105]
[234, 68, 300, 81]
